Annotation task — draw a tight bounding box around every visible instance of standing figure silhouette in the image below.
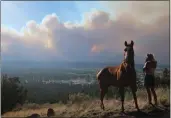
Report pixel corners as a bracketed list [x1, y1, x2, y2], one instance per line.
[143, 54, 158, 105]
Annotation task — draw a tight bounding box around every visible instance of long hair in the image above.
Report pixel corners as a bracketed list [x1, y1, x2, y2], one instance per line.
[145, 54, 157, 69]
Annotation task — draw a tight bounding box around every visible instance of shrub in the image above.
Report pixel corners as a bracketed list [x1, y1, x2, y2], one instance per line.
[160, 95, 169, 107]
[1, 75, 28, 114]
[155, 76, 170, 87]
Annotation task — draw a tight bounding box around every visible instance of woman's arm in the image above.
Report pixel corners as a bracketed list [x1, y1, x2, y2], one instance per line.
[143, 62, 147, 73]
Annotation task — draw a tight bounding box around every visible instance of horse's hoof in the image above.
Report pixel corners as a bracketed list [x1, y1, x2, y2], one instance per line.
[102, 106, 105, 110]
[137, 108, 141, 112]
[121, 109, 125, 114]
[120, 111, 126, 116]
[100, 104, 105, 110]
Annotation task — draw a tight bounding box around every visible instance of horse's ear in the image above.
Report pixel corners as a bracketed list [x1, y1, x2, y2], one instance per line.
[131, 40, 134, 46]
[124, 41, 128, 46]
[147, 54, 150, 57]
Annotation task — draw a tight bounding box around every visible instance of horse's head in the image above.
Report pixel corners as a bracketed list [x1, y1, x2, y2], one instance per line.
[124, 40, 134, 66]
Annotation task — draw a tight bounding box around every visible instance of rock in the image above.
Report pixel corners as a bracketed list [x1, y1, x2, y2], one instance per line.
[47, 108, 55, 117]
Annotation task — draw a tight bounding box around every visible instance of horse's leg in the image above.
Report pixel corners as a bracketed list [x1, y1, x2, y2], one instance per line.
[130, 86, 140, 111]
[100, 87, 108, 110]
[119, 87, 125, 112]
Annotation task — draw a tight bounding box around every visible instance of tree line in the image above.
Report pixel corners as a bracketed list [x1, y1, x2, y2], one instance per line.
[1, 68, 170, 114]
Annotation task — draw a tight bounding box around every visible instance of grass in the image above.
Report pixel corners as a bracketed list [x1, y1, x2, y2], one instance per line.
[2, 87, 170, 117]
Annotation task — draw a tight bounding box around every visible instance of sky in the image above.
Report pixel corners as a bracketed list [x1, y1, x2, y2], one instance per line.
[1, 1, 170, 65]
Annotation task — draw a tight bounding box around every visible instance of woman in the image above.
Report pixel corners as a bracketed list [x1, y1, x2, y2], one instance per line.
[143, 54, 158, 105]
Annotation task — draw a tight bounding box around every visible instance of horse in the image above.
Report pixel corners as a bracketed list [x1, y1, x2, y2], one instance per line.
[96, 40, 139, 112]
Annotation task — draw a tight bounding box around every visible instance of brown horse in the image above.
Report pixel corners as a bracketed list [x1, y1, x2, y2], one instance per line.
[96, 40, 139, 112]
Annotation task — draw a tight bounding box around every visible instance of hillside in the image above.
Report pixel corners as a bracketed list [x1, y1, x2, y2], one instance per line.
[2, 88, 170, 118]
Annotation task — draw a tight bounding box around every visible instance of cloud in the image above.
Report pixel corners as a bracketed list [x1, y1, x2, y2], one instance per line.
[102, 1, 169, 24]
[1, 1, 169, 64]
